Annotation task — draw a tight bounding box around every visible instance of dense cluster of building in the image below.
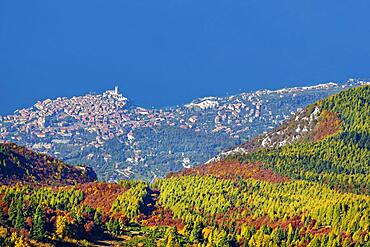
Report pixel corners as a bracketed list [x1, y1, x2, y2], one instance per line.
[0, 86, 282, 148]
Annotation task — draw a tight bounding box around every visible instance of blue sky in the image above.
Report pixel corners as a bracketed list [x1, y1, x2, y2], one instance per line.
[1, 0, 370, 114]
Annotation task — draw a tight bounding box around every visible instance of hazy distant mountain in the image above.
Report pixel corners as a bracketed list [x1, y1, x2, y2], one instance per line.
[0, 79, 368, 181]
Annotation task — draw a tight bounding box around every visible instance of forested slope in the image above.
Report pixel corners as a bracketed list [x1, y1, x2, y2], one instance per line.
[150, 86, 370, 246]
[230, 85, 370, 194]
[0, 142, 97, 186]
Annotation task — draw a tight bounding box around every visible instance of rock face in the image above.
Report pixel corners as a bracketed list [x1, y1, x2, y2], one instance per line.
[0, 79, 368, 181]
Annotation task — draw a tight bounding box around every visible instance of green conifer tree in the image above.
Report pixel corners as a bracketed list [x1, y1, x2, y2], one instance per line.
[14, 196, 25, 230]
[8, 198, 17, 226]
[32, 205, 45, 240]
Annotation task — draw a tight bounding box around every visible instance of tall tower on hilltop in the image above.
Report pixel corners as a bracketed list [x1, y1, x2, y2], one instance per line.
[114, 86, 118, 95]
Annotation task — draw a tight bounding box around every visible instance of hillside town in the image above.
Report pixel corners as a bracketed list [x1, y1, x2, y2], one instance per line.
[0, 79, 367, 181]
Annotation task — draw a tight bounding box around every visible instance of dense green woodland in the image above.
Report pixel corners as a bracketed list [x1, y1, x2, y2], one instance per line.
[0, 86, 369, 246]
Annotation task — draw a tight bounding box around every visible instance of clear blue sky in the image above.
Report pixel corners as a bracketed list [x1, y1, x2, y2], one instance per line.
[1, 0, 370, 114]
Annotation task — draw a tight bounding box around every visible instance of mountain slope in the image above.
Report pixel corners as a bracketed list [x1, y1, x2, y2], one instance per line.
[147, 85, 370, 246]
[1, 79, 368, 181]
[214, 85, 370, 194]
[0, 142, 97, 185]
